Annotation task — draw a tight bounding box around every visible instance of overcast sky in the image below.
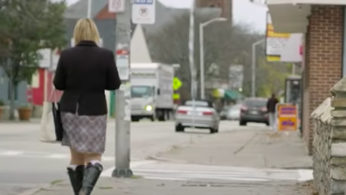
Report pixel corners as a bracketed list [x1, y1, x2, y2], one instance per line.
[65, 0, 267, 32]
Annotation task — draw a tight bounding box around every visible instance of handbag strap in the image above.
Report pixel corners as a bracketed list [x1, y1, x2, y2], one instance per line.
[48, 87, 58, 102]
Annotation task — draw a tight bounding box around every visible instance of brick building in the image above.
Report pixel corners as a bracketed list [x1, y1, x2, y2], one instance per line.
[266, 2, 345, 154]
[196, 0, 232, 20]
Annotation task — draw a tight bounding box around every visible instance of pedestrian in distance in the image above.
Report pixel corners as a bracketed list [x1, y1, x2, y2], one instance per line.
[266, 93, 279, 130]
[53, 18, 121, 195]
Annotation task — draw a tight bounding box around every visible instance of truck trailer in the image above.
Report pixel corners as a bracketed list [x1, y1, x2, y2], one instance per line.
[130, 63, 174, 122]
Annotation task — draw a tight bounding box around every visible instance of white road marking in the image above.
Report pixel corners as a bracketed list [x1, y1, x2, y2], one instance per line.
[297, 169, 313, 181]
[0, 151, 24, 156]
[101, 161, 312, 182]
[101, 160, 156, 177]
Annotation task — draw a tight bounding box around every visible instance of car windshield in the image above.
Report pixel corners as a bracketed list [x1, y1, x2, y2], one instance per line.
[244, 99, 266, 107]
[131, 86, 153, 98]
[184, 100, 211, 107]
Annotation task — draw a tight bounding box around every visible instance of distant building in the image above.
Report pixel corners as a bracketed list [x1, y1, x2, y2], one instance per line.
[196, 0, 232, 21]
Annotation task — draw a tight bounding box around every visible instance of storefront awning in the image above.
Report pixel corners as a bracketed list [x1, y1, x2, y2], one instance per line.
[267, 0, 346, 33]
[212, 89, 241, 100]
[266, 1, 310, 33]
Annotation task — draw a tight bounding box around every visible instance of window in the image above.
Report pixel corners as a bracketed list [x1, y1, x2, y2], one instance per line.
[184, 100, 212, 107]
[131, 86, 153, 98]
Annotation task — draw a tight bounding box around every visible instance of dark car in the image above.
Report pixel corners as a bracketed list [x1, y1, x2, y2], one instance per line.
[239, 98, 269, 126]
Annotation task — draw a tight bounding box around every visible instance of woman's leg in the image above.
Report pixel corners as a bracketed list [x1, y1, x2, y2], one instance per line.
[67, 148, 85, 195]
[79, 153, 103, 195]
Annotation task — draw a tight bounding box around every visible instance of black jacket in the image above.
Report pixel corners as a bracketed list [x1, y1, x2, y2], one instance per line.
[266, 97, 279, 113]
[53, 41, 121, 116]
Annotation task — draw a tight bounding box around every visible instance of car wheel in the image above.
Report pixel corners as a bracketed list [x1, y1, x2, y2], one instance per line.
[210, 128, 218, 134]
[150, 116, 155, 121]
[265, 122, 269, 126]
[239, 121, 247, 126]
[131, 117, 139, 122]
[175, 124, 184, 132]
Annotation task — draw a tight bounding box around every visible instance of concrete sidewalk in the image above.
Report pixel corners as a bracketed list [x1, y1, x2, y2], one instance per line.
[154, 129, 312, 169]
[29, 178, 314, 195]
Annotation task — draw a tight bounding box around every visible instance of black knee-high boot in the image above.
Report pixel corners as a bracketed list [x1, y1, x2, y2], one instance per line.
[79, 163, 103, 195]
[67, 165, 85, 195]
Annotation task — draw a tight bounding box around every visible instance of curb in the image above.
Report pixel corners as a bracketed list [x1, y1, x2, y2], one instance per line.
[147, 155, 189, 164]
[16, 184, 52, 195]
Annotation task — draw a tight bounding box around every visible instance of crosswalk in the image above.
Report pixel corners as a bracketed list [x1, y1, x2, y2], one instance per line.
[0, 150, 313, 182]
[0, 150, 114, 161]
[101, 161, 313, 182]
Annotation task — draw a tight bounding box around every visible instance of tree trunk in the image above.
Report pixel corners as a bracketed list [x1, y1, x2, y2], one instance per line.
[8, 79, 15, 120]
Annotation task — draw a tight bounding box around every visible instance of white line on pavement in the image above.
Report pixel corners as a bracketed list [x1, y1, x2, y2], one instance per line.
[0, 151, 24, 156]
[101, 160, 157, 177]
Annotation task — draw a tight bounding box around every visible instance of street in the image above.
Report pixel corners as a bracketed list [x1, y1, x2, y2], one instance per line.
[0, 120, 255, 195]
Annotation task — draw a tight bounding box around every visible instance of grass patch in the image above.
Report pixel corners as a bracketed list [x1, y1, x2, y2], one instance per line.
[130, 175, 142, 179]
[50, 180, 64, 185]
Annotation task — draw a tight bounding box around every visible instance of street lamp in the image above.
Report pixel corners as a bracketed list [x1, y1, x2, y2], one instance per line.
[199, 17, 227, 99]
[251, 39, 265, 97]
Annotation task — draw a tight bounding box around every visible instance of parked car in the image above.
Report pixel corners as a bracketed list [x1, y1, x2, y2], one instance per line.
[227, 104, 241, 120]
[239, 98, 269, 126]
[220, 106, 231, 120]
[175, 99, 220, 134]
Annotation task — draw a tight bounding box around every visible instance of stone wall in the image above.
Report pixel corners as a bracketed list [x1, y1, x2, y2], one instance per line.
[312, 78, 346, 195]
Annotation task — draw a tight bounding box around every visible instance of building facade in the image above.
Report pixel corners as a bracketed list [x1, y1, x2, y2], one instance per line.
[196, 0, 232, 20]
[266, 2, 345, 155]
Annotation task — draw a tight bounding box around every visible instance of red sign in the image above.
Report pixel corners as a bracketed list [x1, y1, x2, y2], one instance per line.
[116, 49, 129, 55]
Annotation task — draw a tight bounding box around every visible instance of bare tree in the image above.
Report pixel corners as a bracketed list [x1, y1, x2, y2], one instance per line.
[146, 11, 290, 99]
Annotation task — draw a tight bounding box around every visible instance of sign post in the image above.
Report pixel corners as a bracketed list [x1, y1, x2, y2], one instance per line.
[132, 0, 156, 24]
[109, 0, 132, 178]
[109, 0, 125, 13]
[276, 103, 299, 132]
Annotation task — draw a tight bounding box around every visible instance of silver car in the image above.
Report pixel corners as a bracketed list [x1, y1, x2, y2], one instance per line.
[175, 100, 220, 134]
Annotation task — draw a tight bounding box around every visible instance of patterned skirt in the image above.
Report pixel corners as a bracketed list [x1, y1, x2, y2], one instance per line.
[61, 112, 107, 154]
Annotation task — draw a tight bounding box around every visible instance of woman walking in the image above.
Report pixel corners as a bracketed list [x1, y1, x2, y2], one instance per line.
[53, 18, 121, 195]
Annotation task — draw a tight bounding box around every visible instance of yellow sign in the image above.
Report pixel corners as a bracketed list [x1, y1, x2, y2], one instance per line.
[267, 24, 290, 38]
[276, 104, 298, 131]
[266, 56, 281, 62]
[173, 93, 180, 100]
[173, 77, 182, 90]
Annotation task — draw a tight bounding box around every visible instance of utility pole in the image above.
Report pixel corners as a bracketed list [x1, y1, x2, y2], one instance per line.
[87, 0, 92, 18]
[188, 0, 196, 100]
[112, 0, 133, 178]
[251, 39, 264, 97]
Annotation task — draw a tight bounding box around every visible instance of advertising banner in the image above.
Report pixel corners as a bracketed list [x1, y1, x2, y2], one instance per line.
[276, 103, 299, 131]
[266, 12, 303, 62]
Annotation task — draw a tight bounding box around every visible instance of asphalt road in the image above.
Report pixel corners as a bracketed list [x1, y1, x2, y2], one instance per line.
[0, 120, 262, 195]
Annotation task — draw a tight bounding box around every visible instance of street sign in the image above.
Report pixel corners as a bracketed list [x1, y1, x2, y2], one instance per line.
[108, 0, 125, 13]
[276, 103, 299, 131]
[173, 93, 180, 100]
[116, 49, 130, 80]
[173, 77, 182, 90]
[132, 0, 156, 24]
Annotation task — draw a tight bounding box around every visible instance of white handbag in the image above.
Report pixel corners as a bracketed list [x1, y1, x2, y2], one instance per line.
[39, 89, 58, 142]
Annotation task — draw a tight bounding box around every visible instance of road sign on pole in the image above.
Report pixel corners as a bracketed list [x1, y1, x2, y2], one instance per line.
[173, 77, 182, 91]
[108, 0, 125, 13]
[132, 0, 156, 24]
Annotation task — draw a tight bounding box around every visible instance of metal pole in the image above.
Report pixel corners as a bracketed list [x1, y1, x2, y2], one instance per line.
[189, 0, 196, 132]
[199, 24, 204, 99]
[189, 0, 195, 100]
[251, 39, 264, 97]
[87, 0, 92, 18]
[112, 0, 133, 178]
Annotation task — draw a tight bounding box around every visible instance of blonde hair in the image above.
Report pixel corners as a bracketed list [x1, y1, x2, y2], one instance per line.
[73, 18, 100, 45]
